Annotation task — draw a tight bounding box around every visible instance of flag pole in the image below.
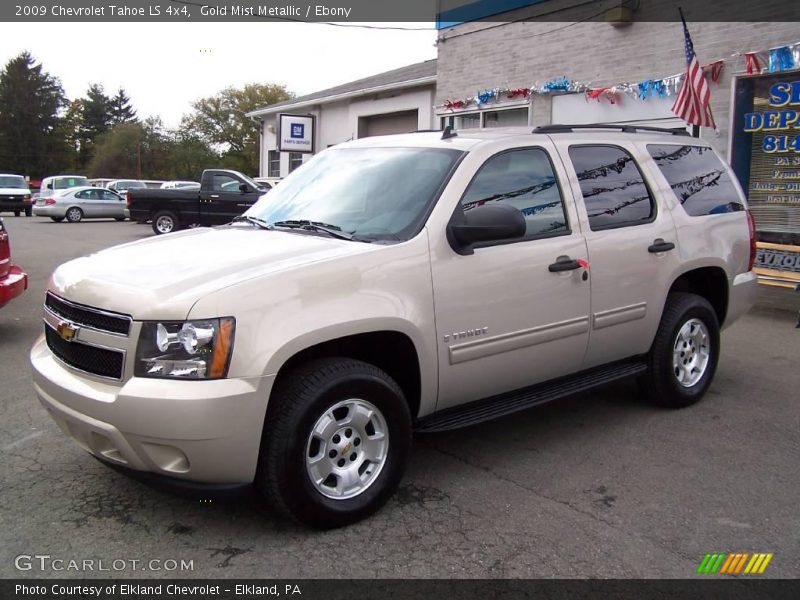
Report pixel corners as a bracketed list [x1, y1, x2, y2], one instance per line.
[676, 6, 718, 134]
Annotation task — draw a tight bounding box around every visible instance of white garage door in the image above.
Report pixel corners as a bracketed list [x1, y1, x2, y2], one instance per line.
[359, 110, 419, 137]
[551, 93, 692, 132]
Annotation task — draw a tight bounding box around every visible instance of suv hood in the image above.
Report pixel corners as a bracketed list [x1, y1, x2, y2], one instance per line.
[49, 226, 377, 320]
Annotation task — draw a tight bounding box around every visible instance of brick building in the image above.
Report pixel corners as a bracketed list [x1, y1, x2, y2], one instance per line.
[434, 3, 800, 286]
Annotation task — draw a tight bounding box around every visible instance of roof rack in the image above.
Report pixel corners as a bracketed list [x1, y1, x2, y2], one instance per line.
[533, 123, 690, 136]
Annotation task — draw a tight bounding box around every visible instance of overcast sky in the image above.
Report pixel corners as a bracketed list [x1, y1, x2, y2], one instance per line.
[0, 22, 437, 127]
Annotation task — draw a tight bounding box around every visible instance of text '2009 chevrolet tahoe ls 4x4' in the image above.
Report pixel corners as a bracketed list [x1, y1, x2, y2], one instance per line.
[31, 125, 758, 528]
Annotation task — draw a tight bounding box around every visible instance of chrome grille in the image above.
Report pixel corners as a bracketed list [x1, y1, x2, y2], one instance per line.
[45, 326, 124, 380]
[45, 292, 131, 335]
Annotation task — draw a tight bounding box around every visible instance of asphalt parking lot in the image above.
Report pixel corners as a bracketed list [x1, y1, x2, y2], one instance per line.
[1, 216, 798, 579]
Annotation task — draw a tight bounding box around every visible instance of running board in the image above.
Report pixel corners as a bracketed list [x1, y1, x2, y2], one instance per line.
[414, 358, 648, 433]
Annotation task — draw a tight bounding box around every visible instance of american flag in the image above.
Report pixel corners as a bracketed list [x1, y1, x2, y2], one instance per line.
[671, 13, 716, 129]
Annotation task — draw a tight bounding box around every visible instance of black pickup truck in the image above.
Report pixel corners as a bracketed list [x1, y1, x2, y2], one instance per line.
[127, 169, 268, 234]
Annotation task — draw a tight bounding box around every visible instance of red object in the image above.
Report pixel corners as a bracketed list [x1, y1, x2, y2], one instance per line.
[44, 197, 55, 205]
[746, 210, 757, 271]
[0, 221, 28, 309]
[671, 14, 716, 129]
[577, 258, 590, 270]
[126, 191, 132, 207]
[443, 99, 465, 111]
[744, 52, 762, 75]
[506, 87, 530, 99]
[702, 60, 724, 83]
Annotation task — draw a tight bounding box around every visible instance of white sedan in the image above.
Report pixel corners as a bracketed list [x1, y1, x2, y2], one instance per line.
[33, 186, 127, 222]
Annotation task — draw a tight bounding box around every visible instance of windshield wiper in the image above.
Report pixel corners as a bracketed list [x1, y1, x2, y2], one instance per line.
[271, 219, 355, 241]
[231, 215, 272, 230]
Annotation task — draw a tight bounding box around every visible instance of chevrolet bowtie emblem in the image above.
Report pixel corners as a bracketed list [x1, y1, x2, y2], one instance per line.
[57, 321, 79, 342]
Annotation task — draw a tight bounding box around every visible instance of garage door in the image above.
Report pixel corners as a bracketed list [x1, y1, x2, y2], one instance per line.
[552, 94, 692, 133]
[359, 110, 419, 137]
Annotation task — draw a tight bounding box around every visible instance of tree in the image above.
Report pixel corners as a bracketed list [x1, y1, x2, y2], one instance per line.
[181, 83, 293, 175]
[109, 88, 137, 125]
[77, 84, 113, 169]
[0, 51, 69, 178]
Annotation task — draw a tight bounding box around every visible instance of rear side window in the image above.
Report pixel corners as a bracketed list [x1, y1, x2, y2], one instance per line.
[648, 145, 745, 216]
[568, 145, 655, 231]
[461, 147, 569, 240]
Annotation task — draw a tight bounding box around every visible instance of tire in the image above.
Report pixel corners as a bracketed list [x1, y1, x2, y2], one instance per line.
[50, 216, 64, 223]
[115, 217, 125, 222]
[640, 292, 720, 408]
[25, 208, 32, 217]
[13, 211, 20, 217]
[65, 207, 83, 223]
[152, 211, 179, 234]
[256, 358, 412, 529]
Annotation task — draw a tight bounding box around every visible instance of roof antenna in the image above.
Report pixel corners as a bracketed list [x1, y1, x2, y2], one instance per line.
[441, 125, 458, 140]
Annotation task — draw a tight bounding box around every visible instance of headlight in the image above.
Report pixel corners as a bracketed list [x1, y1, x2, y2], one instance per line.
[135, 318, 235, 379]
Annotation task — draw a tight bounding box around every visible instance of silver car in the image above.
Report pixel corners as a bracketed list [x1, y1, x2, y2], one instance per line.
[33, 186, 127, 222]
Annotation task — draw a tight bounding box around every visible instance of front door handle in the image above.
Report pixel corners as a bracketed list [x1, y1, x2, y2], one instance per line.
[548, 255, 582, 272]
[648, 239, 675, 253]
[209, 194, 220, 199]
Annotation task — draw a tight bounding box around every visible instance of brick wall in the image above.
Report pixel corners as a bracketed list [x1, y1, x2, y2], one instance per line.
[436, 20, 799, 156]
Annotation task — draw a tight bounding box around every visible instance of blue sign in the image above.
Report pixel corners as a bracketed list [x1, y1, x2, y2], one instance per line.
[290, 124, 305, 139]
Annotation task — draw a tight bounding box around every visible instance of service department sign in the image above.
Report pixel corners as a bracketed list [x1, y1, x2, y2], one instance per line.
[278, 113, 315, 154]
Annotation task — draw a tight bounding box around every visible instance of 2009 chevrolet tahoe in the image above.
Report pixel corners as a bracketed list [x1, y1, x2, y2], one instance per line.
[31, 125, 758, 528]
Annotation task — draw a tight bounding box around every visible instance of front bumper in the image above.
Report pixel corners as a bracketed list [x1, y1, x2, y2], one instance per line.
[31, 335, 275, 483]
[0, 200, 29, 212]
[0, 265, 27, 307]
[724, 270, 759, 329]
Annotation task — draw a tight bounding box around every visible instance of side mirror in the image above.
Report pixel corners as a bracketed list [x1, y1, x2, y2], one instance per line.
[46, 183, 53, 190]
[447, 204, 526, 255]
[239, 183, 249, 193]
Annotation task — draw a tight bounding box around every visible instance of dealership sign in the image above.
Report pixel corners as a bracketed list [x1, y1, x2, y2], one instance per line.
[278, 113, 315, 153]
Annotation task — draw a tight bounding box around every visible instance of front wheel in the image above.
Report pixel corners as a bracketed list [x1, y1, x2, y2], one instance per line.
[640, 292, 720, 408]
[65, 207, 83, 223]
[25, 208, 32, 217]
[152, 211, 179, 234]
[256, 358, 412, 529]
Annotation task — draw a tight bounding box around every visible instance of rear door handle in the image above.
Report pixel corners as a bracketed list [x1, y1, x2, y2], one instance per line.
[548, 255, 582, 272]
[648, 238, 675, 253]
[210, 194, 220, 199]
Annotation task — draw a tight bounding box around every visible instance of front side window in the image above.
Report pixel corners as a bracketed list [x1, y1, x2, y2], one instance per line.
[212, 174, 239, 191]
[648, 145, 745, 216]
[569, 145, 654, 231]
[247, 147, 463, 241]
[461, 148, 569, 240]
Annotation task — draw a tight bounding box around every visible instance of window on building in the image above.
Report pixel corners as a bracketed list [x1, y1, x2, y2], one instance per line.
[568, 145, 654, 231]
[461, 147, 569, 240]
[289, 152, 304, 173]
[268, 150, 280, 177]
[441, 106, 530, 131]
[648, 145, 744, 216]
[483, 107, 529, 128]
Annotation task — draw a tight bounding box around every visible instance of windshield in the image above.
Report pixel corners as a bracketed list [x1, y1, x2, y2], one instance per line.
[0, 176, 28, 189]
[246, 147, 463, 240]
[52, 176, 89, 189]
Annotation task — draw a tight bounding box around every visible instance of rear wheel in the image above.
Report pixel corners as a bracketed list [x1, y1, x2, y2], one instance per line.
[13, 210, 20, 217]
[50, 216, 64, 223]
[152, 211, 179, 234]
[640, 292, 720, 408]
[256, 358, 412, 529]
[65, 207, 83, 223]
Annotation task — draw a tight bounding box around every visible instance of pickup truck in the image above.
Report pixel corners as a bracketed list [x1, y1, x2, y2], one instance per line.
[127, 169, 267, 234]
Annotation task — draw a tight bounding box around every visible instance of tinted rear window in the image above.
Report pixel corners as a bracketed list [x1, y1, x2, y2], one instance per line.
[648, 145, 744, 216]
[568, 145, 654, 231]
